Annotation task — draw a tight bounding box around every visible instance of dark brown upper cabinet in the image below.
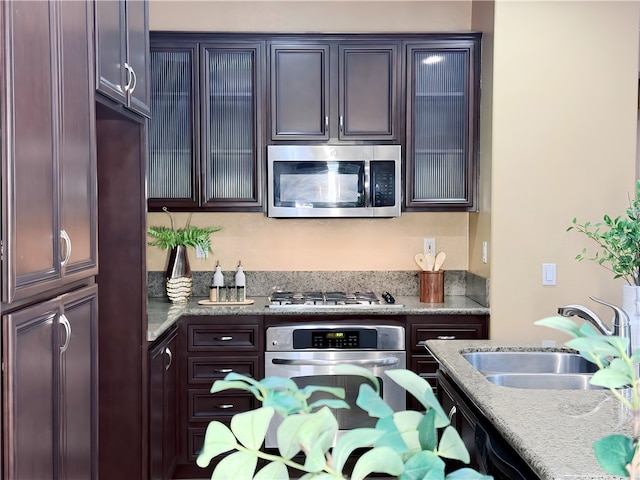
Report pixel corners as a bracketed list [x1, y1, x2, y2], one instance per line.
[404, 36, 481, 211]
[148, 35, 265, 212]
[95, 0, 150, 117]
[1, 0, 98, 304]
[270, 40, 400, 142]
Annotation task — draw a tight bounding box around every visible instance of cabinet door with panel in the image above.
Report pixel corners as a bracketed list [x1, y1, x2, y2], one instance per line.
[406, 315, 488, 410]
[95, 0, 150, 117]
[436, 370, 479, 472]
[148, 41, 200, 210]
[175, 316, 262, 476]
[270, 41, 399, 141]
[149, 327, 178, 480]
[270, 43, 330, 140]
[1, 0, 97, 304]
[2, 285, 98, 480]
[148, 36, 264, 211]
[405, 36, 481, 211]
[338, 44, 399, 140]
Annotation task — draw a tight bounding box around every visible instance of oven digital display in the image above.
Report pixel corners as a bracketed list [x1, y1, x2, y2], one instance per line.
[291, 328, 378, 349]
[311, 330, 359, 348]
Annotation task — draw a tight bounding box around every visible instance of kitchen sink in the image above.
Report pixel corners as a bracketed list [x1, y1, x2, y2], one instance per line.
[462, 351, 598, 374]
[484, 373, 603, 390]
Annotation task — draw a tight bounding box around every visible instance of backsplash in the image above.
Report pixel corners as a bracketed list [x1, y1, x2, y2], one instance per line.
[147, 270, 490, 307]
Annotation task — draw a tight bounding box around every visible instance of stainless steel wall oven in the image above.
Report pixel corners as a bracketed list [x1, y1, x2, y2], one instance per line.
[264, 324, 406, 447]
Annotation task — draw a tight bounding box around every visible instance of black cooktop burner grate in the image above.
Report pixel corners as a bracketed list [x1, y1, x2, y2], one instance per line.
[268, 291, 382, 306]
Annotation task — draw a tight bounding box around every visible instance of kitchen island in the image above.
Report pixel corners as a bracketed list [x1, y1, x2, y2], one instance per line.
[426, 339, 629, 480]
[147, 295, 490, 341]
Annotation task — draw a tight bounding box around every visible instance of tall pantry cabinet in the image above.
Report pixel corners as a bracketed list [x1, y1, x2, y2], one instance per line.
[1, 1, 98, 479]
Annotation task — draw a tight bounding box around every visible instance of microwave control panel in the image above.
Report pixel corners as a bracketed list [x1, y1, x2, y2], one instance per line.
[371, 161, 396, 207]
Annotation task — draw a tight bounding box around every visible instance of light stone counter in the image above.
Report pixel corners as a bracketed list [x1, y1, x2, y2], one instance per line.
[147, 295, 490, 341]
[426, 339, 629, 480]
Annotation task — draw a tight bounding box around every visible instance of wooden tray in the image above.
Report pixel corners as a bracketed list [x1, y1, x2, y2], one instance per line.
[197, 299, 255, 306]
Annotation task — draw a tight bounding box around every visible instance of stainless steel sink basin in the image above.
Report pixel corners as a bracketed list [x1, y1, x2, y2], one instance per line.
[462, 351, 597, 374]
[484, 373, 603, 390]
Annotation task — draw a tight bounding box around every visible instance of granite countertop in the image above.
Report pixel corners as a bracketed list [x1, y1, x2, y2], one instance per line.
[426, 339, 629, 480]
[147, 295, 490, 341]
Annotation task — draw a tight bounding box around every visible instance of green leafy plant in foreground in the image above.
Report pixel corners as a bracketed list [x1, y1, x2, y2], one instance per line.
[568, 179, 640, 286]
[147, 207, 221, 252]
[196, 365, 492, 480]
[536, 316, 640, 478]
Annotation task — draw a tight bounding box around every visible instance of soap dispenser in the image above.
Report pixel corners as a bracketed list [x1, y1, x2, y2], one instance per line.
[235, 261, 246, 302]
[210, 261, 224, 301]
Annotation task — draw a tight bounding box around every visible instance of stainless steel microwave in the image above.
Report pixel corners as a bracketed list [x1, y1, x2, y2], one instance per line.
[267, 145, 401, 218]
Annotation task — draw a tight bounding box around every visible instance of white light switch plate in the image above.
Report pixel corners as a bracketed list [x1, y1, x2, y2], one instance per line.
[542, 263, 556, 285]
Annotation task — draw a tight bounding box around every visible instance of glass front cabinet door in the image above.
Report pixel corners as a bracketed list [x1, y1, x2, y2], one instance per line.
[405, 37, 480, 211]
[148, 37, 264, 211]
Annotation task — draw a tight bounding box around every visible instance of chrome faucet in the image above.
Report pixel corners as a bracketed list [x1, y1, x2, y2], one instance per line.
[557, 297, 632, 356]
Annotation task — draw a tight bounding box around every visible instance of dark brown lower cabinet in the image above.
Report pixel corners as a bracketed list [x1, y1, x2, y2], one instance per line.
[436, 369, 540, 479]
[406, 315, 489, 409]
[173, 316, 263, 478]
[436, 370, 479, 471]
[149, 327, 178, 480]
[2, 284, 98, 480]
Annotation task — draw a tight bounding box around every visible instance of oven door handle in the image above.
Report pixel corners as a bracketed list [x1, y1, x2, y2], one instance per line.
[270, 357, 400, 367]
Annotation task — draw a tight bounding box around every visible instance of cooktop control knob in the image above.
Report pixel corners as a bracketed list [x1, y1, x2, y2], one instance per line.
[381, 291, 395, 304]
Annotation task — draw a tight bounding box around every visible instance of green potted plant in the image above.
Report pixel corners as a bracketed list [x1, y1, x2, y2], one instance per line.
[568, 179, 640, 287]
[196, 366, 492, 480]
[147, 207, 221, 303]
[536, 316, 640, 478]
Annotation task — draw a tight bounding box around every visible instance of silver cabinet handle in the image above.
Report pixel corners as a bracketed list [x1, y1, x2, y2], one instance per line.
[60, 230, 71, 267]
[164, 347, 173, 371]
[325, 116, 329, 129]
[437, 336, 456, 340]
[124, 63, 131, 92]
[60, 314, 71, 353]
[448, 405, 457, 421]
[339, 115, 344, 131]
[124, 63, 136, 93]
[215, 336, 233, 341]
[215, 368, 234, 373]
[271, 357, 399, 367]
[216, 404, 234, 409]
[129, 65, 137, 94]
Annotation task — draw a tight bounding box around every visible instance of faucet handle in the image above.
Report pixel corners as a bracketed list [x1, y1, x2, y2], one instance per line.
[589, 296, 630, 327]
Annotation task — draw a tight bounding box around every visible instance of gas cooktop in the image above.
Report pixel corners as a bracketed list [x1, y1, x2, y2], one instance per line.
[267, 291, 403, 308]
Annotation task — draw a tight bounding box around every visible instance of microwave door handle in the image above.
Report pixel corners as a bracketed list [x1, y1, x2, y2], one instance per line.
[364, 162, 371, 207]
[271, 357, 399, 367]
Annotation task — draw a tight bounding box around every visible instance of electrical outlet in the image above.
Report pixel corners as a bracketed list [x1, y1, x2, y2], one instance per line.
[195, 244, 208, 259]
[423, 238, 436, 256]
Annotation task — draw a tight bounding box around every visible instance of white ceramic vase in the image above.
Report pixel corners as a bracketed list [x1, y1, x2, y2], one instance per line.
[622, 284, 640, 352]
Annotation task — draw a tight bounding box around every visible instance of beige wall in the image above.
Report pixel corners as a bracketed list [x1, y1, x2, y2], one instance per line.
[149, 1, 472, 33]
[147, 0, 475, 274]
[468, 0, 493, 280]
[489, 0, 639, 342]
[146, 212, 469, 271]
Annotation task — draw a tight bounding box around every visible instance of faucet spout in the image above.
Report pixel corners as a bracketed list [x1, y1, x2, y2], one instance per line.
[557, 304, 612, 336]
[557, 296, 631, 356]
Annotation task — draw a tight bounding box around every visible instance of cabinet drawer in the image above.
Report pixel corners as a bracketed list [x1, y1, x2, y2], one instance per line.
[188, 389, 256, 422]
[410, 321, 486, 352]
[188, 356, 259, 384]
[410, 355, 438, 382]
[187, 325, 259, 351]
